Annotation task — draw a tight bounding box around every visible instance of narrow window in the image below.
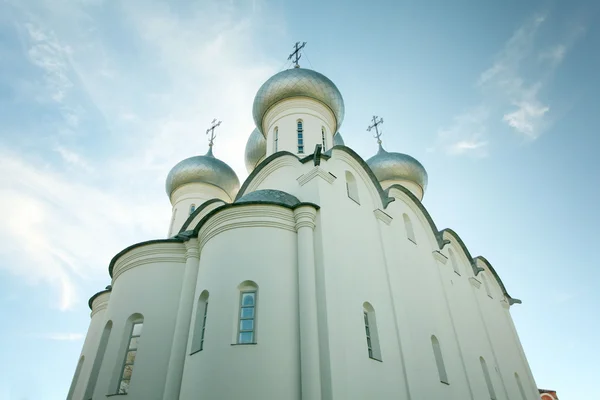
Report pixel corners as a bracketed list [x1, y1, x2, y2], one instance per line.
[118, 317, 144, 394]
[449, 249, 460, 275]
[481, 273, 493, 298]
[403, 213, 416, 244]
[191, 291, 209, 353]
[363, 302, 382, 360]
[237, 281, 258, 344]
[297, 120, 304, 154]
[84, 321, 112, 399]
[189, 204, 196, 215]
[345, 171, 360, 204]
[274, 127, 279, 152]
[66, 355, 85, 400]
[480, 357, 497, 399]
[515, 373, 527, 400]
[431, 335, 449, 384]
[321, 126, 326, 150]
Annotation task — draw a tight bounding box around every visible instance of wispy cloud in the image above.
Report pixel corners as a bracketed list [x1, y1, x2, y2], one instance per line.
[1, 0, 282, 310]
[436, 12, 584, 154]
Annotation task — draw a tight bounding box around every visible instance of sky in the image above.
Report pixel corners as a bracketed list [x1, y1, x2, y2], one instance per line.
[0, 0, 598, 398]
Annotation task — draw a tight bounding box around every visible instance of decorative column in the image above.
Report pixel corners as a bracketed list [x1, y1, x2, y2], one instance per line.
[294, 206, 321, 400]
[162, 238, 200, 400]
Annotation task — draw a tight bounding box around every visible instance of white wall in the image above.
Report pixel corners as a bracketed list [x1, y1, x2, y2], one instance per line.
[91, 242, 186, 400]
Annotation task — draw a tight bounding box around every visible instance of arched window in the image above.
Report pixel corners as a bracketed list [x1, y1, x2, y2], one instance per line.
[237, 281, 258, 344]
[345, 171, 360, 204]
[84, 321, 112, 399]
[481, 273, 493, 298]
[363, 302, 382, 360]
[449, 249, 460, 275]
[321, 126, 326, 150]
[117, 315, 144, 394]
[274, 127, 279, 152]
[480, 357, 497, 400]
[515, 372, 527, 400]
[191, 291, 209, 353]
[66, 355, 85, 400]
[403, 213, 416, 244]
[431, 335, 449, 384]
[297, 120, 304, 154]
[189, 204, 196, 215]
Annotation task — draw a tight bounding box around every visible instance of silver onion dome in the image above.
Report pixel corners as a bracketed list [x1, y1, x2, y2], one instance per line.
[252, 68, 345, 135]
[244, 128, 266, 173]
[165, 147, 240, 199]
[333, 132, 345, 146]
[366, 145, 428, 193]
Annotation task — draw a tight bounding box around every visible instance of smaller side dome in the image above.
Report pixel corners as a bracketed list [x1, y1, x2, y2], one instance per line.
[333, 132, 345, 146]
[166, 148, 240, 199]
[244, 128, 266, 174]
[367, 145, 428, 199]
[236, 189, 300, 207]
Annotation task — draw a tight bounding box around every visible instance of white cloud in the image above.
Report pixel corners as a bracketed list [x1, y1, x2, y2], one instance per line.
[435, 106, 489, 158]
[0, 0, 282, 310]
[437, 12, 583, 154]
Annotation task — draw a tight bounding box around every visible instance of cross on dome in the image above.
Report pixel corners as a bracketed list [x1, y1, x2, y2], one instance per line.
[367, 115, 384, 145]
[206, 118, 222, 156]
[287, 41, 307, 68]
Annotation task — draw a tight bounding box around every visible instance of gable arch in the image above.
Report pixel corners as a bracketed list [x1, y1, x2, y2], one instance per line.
[441, 229, 483, 276]
[475, 256, 521, 305]
[386, 184, 445, 250]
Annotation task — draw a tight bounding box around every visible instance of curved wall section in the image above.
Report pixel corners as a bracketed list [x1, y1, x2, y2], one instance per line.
[68, 291, 111, 400]
[180, 205, 300, 400]
[92, 242, 186, 399]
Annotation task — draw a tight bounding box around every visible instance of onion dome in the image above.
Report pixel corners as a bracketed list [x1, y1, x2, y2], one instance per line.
[165, 147, 240, 199]
[333, 132, 345, 146]
[367, 144, 428, 196]
[244, 128, 266, 173]
[252, 68, 345, 135]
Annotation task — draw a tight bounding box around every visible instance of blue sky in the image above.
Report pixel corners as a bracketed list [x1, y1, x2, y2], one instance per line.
[0, 0, 598, 398]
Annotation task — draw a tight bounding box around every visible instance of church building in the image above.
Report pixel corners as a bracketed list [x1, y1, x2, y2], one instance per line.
[67, 49, 541, 400]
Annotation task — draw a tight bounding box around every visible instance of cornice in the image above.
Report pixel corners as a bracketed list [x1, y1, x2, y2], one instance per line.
[373, 209, 393, 225]
[244, 156, 298, 194]
[432, 250, 448, 264]
[297, 166, 336, 186]
[111, 242, 186, 281]
[469, 277, 482, 289]
[198, 205, 297, 250]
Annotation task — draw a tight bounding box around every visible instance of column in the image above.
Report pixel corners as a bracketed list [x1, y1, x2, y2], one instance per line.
[162, 238, 200, 400]
[294, 206, 321, 400]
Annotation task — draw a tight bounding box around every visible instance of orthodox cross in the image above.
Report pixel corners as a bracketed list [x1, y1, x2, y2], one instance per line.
[367, 115, 384, 144]
[206, 118, 222, 149]
[288, 41, 307, 68]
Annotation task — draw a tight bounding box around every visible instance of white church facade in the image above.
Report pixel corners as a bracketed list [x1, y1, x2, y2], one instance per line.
[67, 62, 541, 400]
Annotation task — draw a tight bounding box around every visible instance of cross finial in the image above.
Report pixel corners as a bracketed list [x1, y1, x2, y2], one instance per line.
[206, 118, 222, 153]
[288, 41, 307, 68]
[367, 115, 384, 145]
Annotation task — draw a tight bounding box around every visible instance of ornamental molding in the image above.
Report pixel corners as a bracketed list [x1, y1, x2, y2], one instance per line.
[263, 97, 337, 136]
[373, 209, 393, 225]
[112, 242, 186, 282]
[90, 293, 110, 317]
[469, 276, 482, 289]
[245, 156, 298, 193]
[294, 206, 317, 230]
[184, 238, 200, 260]
[432, 250, 448, 264]
[198, 205, 296, 250]
[297, 166, 336, 186]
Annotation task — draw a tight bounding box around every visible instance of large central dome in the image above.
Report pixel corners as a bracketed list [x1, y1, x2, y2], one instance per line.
[252, 68, 345, 135]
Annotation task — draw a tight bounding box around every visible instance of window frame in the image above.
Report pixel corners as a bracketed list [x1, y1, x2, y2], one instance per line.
[321, 126, 326, 150]
[431, 335, 449, 384]
[189, 204, 196, 215]
[237, 290, 257, 344]
[363, 302, 382, 361]
[191, 291, 209, 354]
[274, 126, 279, 152]
[117, 320, 143, 395]
[403, 213, 417, 244]
[297, 120, 304, 154]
